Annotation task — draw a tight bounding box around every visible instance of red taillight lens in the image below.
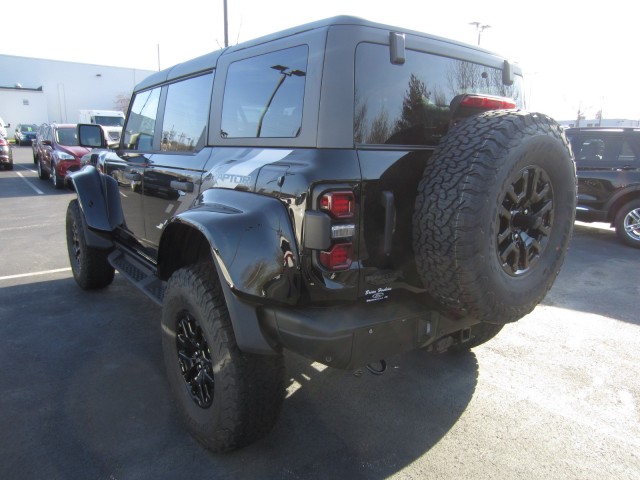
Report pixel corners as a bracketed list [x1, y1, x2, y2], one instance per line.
[319, 243, 352, 270]
[0, 138, 7, 146]
[459, 94, 516, 110]
[320, 191, 354, 219]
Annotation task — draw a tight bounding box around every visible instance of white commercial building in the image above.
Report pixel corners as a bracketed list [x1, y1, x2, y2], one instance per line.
[0, 54, 155, 129]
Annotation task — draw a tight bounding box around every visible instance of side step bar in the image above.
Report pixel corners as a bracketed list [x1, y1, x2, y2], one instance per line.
[108, 249, 165, 306]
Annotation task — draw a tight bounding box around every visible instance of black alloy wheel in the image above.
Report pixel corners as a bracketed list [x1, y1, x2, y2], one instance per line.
[176, 312, 215, 408]
[496, 165, 554, 276]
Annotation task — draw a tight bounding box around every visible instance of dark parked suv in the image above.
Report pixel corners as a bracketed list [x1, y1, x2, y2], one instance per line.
[566, 127, 640, 248]
[68, 16, 576, 452]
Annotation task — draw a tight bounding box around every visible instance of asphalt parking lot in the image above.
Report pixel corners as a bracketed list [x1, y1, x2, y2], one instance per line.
[1, 145, 639, 480]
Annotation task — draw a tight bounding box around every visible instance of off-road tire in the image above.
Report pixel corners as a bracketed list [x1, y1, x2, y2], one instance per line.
[66, 199, 115, 289]
[413, 110, 576, 324]
[614, 199, 640, 248]
[161, 264, 285, 453]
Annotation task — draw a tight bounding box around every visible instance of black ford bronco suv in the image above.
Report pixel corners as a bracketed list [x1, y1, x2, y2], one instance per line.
[67, 16, 576, 452]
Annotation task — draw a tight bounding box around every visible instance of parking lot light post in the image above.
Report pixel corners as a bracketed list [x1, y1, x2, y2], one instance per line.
[469, 22, 491, 45]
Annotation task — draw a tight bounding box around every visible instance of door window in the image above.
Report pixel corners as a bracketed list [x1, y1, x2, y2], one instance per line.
[161, 72, 213, 152]
[123, 87, 161, 150]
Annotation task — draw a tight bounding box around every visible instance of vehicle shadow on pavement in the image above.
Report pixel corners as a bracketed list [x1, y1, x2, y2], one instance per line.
[0, 275, 479, 480]
[542, 223, 640, 325]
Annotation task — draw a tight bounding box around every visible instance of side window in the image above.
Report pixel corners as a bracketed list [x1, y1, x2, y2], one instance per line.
[123, 87, 161, 150]
[221, 45, 308, 138]
[161, 72, 214, 152]
[354, 43, 524, 146]
[618, 139, 637, 164]
[572, 135, 626, 165]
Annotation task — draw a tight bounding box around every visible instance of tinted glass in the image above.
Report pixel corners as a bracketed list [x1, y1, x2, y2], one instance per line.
[95, 116, 124, 127]
[123, 87, 161, 150]
[570, 134, 638, 165]
[221, 45, 308, 138]
[161, 72, 214, 152]
[55, 127, 79, 146]
[355, 43, 524, 146]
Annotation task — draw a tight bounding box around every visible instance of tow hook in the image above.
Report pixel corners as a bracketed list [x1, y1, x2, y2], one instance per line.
[366, 360, 387, 375]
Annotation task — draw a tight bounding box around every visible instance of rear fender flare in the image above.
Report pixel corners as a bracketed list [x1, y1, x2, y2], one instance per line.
[159, 188, 301, 354]
[161, 188, 300, 304]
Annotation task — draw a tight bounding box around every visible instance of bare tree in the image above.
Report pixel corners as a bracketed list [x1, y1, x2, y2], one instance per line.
[114, 93, 131, 113]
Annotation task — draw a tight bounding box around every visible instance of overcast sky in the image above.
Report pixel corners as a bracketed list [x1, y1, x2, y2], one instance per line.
[3, 0, 637, 121]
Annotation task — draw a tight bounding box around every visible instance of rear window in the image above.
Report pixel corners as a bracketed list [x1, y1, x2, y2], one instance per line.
[355, 42, 523, 146]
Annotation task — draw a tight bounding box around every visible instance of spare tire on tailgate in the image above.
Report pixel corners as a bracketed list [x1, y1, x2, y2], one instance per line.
[413, 110, 576, 324]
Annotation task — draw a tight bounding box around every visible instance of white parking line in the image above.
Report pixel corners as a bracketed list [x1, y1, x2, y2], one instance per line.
[16, 164, 38, 174]
[15, 172, 44, 195]
[0, 267, 71, 282]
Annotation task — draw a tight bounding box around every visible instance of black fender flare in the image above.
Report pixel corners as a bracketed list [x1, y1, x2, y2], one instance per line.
[68, 165, 122, 249]
[159, 188, 301, 354]
[161, 188, 301, 303]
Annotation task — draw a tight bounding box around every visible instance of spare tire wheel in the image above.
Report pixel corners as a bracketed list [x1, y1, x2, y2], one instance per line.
[413, 110, 576, 324]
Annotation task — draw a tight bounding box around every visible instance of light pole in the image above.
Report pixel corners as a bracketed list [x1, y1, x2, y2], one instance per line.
[223, 0, 229, 47]
[469, 22, 491, 46]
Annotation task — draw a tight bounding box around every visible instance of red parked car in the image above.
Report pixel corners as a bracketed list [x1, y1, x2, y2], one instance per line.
[35, 124, 90, 189]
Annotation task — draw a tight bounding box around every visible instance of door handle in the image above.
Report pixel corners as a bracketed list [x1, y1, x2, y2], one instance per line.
[170, 180, 194, 193]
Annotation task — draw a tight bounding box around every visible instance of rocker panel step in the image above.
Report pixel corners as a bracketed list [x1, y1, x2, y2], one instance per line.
[108, 249, 166, 306]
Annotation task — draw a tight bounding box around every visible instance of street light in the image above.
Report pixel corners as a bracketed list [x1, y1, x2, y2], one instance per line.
[469, 22, 491, 46]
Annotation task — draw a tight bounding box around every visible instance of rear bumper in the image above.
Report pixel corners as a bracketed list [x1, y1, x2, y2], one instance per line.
[259, 291, 477, 370]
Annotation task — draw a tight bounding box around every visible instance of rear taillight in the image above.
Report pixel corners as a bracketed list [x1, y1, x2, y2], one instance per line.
[319, 243, 352, 270]
[0, 138, 8, 146]
[319, 191, 354, 219]
[313, 189, 356, 271]
[459, 94, 516, 110]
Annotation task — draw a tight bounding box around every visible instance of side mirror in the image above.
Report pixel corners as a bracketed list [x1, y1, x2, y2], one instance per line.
[77, 123, 106, 148]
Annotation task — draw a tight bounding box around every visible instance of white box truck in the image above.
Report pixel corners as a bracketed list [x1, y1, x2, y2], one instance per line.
[79, 110, 125, 143]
